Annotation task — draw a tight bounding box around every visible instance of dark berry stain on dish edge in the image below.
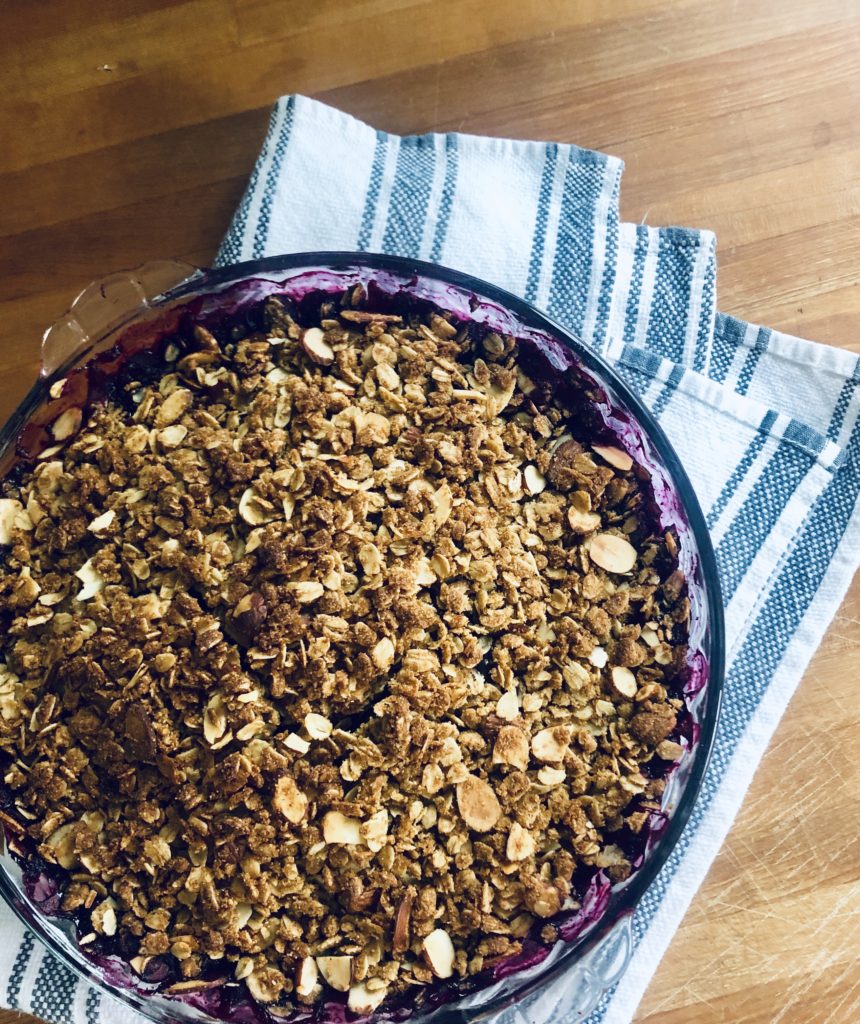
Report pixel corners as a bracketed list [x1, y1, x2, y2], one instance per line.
[0, 268, 708, 1023]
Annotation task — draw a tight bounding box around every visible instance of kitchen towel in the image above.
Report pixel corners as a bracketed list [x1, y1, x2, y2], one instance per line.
[2, 94, 859, 1024]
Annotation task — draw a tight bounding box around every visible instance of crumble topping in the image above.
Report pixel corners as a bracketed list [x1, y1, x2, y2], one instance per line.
[0, 288, 689, 1010]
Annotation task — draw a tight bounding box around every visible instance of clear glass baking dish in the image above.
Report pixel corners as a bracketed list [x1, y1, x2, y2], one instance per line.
[0, 253, 724, 1024]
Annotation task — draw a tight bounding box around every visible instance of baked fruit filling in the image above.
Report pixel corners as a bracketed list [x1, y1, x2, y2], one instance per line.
[0, 287, 689, 1013]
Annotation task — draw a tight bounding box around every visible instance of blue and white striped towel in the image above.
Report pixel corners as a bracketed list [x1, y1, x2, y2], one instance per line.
[3, 94, 859, 1024]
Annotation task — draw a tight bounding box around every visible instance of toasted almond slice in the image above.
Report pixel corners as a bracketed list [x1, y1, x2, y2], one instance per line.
[371, 636, 395, 671]
[288, 581, 324, 604]
[656, 739, 684, 761]
[304, 712, 332, 740]
[273, 775, 308, 824]
[322, 810, 363, 845]
[537, 766, 566, 786]
[592, 444, 633, 472]
[316, 955, 353, 992]
[495, 690, 520, 721]
[51, 407, 83, 441]
[422, 928, 455, 979]
[589, 646, 608, 668]
[284, 732, 310, 754]
[610, 665, 637, 699]
[156, 388, 192, 426]
[49, 377, 67, 399]
[567, 507, 601, 534]
[393, 892, 413, 954]
[87, 509, 115, 533]
[506, 822, 536, 862]
[91, 899, 117, 936]
[239, 487, 276, 527]
[348, 981, 388, 1014]
[302, 327, 334, 366]
[295, 956, 318, 996]
[0, 499, 31, 546]
[234, 902, 253, 929]
[531, 726, 572, 764]
[523, 464, 546, 495]
[158, 424, 188, 448]
[456, 774, 501, 832]
[74, 558, 104, 602]
[589, 533, 637, 574]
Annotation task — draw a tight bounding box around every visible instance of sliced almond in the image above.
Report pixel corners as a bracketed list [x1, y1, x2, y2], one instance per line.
[87, 509, 115, 534]
[46, 823, 77, 869]
[523, 464, 546, 495]
[51, 407, 83, 441]
[91, 899, 117, 936]
[360, 809, 389, 853]
[234, 902, 253, 929]
[656, 739, 685, 761]
[316, 955, 353, 992]
[0, 499, 32, 546]
[273, 775, 308, 824]
[492, 726, 530, 772]
[567, 507, 601, 534]
[74, 558, 104, 601]
[239, 487, 276, 527]
[610, 665, 637, 699]
[156, 388, 192, 427]
[158, 424, 188, 448]
[302, 327, 335, 365]
[304, 712, 332, 740]
[393, 891, 413, 954]
[486, 378, 516, 419]
[284, 732, 310, 754]
[537, 766, 566, 786]
[531, 726, 572, 764]
[589, 533, 638, 574]
[422, 928, 455, 979]
[371, 636, 395, 671]
[348, 981, 388, 1015]
[295, 956, 318, 997]
[456, 774, 501, 832]
[506, 822, 536, 862]
[203, 694, 226, 745]
[322, 810, 363, 845]
[48, 377, 67, 399]
[288, 581, 324, 604]
[592, 444, 633, 472]
[432, 482, 452, 528]
[589, 646, 609, 668]
[495, 690, 520, 721]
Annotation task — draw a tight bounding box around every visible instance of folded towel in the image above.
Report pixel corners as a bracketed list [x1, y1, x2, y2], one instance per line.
[3, 95, 858, 1024]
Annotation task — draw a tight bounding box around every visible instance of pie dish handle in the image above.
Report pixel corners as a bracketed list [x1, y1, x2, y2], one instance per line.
[40, 259, 205, 378]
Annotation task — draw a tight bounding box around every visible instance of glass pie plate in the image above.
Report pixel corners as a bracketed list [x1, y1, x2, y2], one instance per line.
[0, 253, 724, 1024]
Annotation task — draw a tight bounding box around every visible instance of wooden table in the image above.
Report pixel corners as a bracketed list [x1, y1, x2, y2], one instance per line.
[1, 1, 858, 1021]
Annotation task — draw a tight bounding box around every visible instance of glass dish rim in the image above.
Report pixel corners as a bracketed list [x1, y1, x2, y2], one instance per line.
[0, 251, 725, 1024]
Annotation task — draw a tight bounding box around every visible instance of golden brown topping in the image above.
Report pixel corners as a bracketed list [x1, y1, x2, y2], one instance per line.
[0, 291, 686, 1012]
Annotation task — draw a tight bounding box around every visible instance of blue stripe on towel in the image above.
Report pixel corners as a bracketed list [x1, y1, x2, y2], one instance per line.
[524, 143, 560, 304]
[252, 95, 296, 259]
[356, 131, 389, 251]
[382, 136, 437, 258]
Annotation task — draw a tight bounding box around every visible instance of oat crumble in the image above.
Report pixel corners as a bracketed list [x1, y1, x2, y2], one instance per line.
[0, 287, 689, 1013]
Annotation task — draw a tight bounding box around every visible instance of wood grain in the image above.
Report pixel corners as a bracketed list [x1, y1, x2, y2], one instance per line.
[0, 1, 858, 1022]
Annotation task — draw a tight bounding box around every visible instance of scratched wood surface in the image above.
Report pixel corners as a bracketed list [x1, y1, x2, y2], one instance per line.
[1, 1, 859, 1022]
